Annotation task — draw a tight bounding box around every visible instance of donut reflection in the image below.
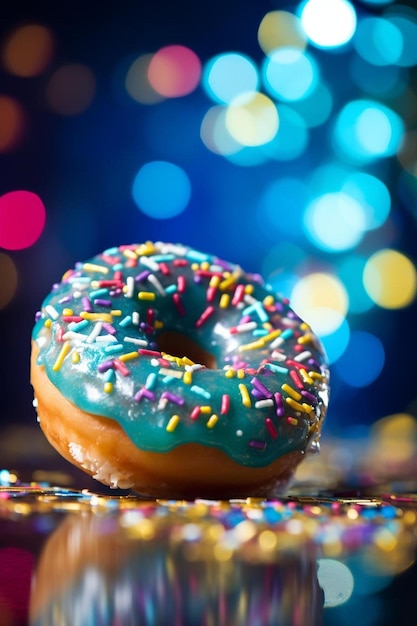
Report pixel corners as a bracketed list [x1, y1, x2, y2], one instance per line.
[30, 510, 323, 626]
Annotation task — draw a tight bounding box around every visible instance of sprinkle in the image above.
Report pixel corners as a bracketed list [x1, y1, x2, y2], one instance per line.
[71, 351, 80, 364]
[161, 391, 184, 406]
[249, 439, 266, 451]
[190, 406, 201, 420]
[251, 377, 273, 399]
[255, 399, 274, 409]
[134, 388, 155, 402]
[132, 312, 140, 325]
[119, 315, 132, 328]
[173, 293, 186, 316]
[230, 321, 257, 335]
[265, 418, 278, 439]
[62, 331, 88, 342]
[83, 263, 109, 274]
[166, 415, 180, 432]
[104, 382, 113, 394]
[206, 414, 219, 429]
[138, 349, 161, 357]
[138, 291, 156, 301]
[285, 397, 307, 413]
[220, 394, 230, 415]
[145, 373, 157, 389]
[274, 392, 285, 417]
[231, 284, 245, 306]
[239, 338, 265, 352]
[139, 256, 159, 272]
[62, 315, 83, 323]
[219, 293, 230, 309]
[238, 383, 251, 407]
[86, 322, 103, 344]
[190, 385, 211, 400]
[177, 275, 186, 293]
[281, 383, 302, 401]
[104, 344, 124, 354]
[62, 308, 74, 316]
[119, 352, 139, 362]
[237, 369, 245, 379]
[299, 368, 313, 385]
[290, 369, 305, 390]
[199, 405, 212, 414]
[147, 273, 166, 296]
[183, 370, 192, 385]
[124, 337, 148, 346]
[113, 359, 131, 376]
[80, 312, 113, 323]
[287, 416, 299, 426]
[159, 368, 183, 378]
[195, 305, 215, 328]
[45, 305, 59, 320]
[294, 351, 313, 362]
[110, 309, 122, 316]
[52, 341, 71, 371]
[68, 319, 90, 332]
[301, 390, 317, 404]
[224, 368, 235, 378]
[94, 298, 112, 308]
[263, 363, 289, 375]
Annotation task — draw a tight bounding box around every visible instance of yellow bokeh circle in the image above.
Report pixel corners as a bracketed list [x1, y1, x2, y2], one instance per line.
[363, 249, 417, 309]
[225, 92, 279, 147]
[258, 11, 306, 55]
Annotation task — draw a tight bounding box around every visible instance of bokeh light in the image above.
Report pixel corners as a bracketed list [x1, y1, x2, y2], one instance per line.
[338, 256, 374, 314]
[263, 48, 318, 102]
[2, 24, 54, 77]
[0, 95, 25, 152]
[45, 64, 96, 115]
[289, 81, 333, 127]
[132, 161, 191, 219]
[257, 11, 306, 55]
[261, 105, 308, 161]
[0, 190, 46, 250]
[333, 99, 404, 164]
[320, 316, 350, 365]
[300, 0, 357, 49]
[0, 253, 18, 309]
[147, 45, 201, 98]
[386, 5, 417, 68]
[290, 272, 349, 335]
[353, 17, 402, 66]
[203, 53, 259, 104]
[225, 91, 279, 147]
[125, 54, 164, 104]
[334, 331, 385, 387]
[304, 192, 366, 252]
[363, 249, 417, 309]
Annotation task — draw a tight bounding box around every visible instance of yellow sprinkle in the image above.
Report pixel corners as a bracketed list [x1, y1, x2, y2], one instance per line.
[219, 270, 241, 290]
[285, 397, 306, 413]
[123, 249, 138, 259]
[209, 275, 221, 288]
[244, 284, 254, 294]
[225, 368, 236, 378]
[309, 371, 324, 381]
[52, 341, 71, 371]
[80, 312, 113, 323]
[200, 405, 212, 414]
[191, 263, 199, 270]
[183, 371, 192, 385]
[263, 295, 275, 307]
[302, 402, 314, 414]
[239, 339, 265, 352]
[239, 383, 251, 407]
[166, 415, 180, 432]
[299, 369, 313, 385]
[262, 329, 281, 343]
[201, 261, 210, 271]
[155, 320, 164, 329]
[138, 291, 156, 301]
[237, 369, 245, 379]
[281, 383, 302, 401]
[298, 333, 314, 345]
[44, 319, 52, 328]
[104, 382, 113, 394]
[119, 352, 139, 362]
[219, 293, 230, 309]
[179, 356, 195, 366]
[300, 322, 311, 331]
[206, 414, 219, 428]
[83, 263, 109, 274]
[72, 351, 80, 364]
[287, 416, 299, 426]
[62, 308, 74, 316]
[135, 242, 155, 256]
[110, 309, 122, 316]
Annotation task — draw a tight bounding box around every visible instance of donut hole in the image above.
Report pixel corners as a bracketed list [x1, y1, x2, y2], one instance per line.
[156, 330, 217, 369]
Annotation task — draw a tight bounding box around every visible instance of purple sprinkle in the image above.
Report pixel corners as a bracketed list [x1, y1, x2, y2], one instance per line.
[251, 388, 266, 400]
[274, 392, 285, 417]
[94, 298, 112, 307]
[249, 439, 266, 451]
[98, 360, 114, 373]
[82, 296, 92, 312]
[161, 391, 185, 406]
[102, 322, 117, 335]
[134, 388, 155, 402]
[251, 377, 273, 399]
[301, 390, 317, 404]
[135, 270, 150, 282]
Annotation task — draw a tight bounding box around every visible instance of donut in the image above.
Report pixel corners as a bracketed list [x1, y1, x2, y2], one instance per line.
[31, 242, 329, 498]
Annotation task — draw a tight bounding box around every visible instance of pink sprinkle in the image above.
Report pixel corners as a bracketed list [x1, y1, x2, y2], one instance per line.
[177, 275, 186, 293]
[231, 284, 245, 306]
[190, 406, 201, 420]
[265, 418, 278, 439]
[290, 369, 304, 390]
[220, 394, 230, 415]
[195, 305, 215, 328]
[159, 262, 171, 275]
[113, 359, 130, 376]
[173, 293, 186, 316]
[139, 349, 162, 357]
[147, 308, 155, 326]
[206, 286, 217, 302]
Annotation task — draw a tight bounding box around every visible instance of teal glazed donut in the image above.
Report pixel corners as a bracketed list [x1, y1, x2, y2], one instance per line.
[31, 242, 330, 496]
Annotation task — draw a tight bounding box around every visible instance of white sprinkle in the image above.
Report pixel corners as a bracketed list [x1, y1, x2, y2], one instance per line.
[140, 256, 159, 272]
[62, 331, 88, 341]
[132, 311, 140, 325]
[96, 334, 118, 343]
[86, 321, 103, 343]
[126, 275, 135, 298]
[45, 305, 59, 320]
[255, 399, 274, 409]
[294, 350, 313, 362]
[147, 273, 166, 296]
[159, 368, 183, 379]
[124, 337, 148, 346]
[233, 321, 257, 334]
